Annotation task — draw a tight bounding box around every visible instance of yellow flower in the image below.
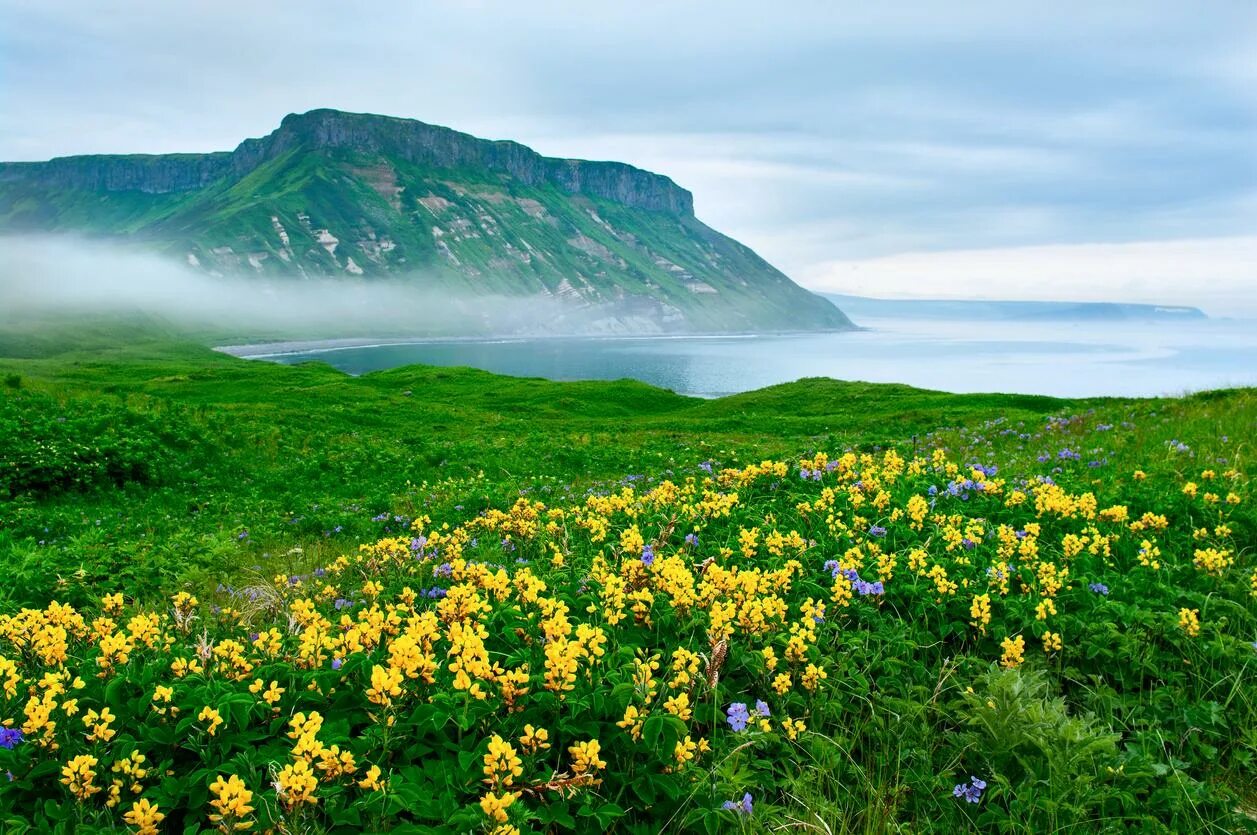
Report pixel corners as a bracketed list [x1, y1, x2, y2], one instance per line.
[616, 706, 643, 742]
[479, 791, 519, 823]
[518, 724, 550, 754]
[801, 663, 827, 692]
[482, 734, 523, 789]
[568, 739, 606, 779]
[1000, 635, 1026, 669]
[198, 706, 224, 736]
[82, 706, 117, 743]
[674, 734, 700, 767]
[208, 774, 255, 832]
[662, 691, 692, 721]
[1042, 631, 1063, 653]
[1177, 608, 1201, 637]
[123, 798, 165, 835]
[275, 759, 319, 809]
[781, 717, 806, 740]
[970, 594, 991, 633]
[358, 764, 384, 792]
[1193, 548, 1233, 575]
[366, 664, 404, 707]
[61, 754, 100, 800]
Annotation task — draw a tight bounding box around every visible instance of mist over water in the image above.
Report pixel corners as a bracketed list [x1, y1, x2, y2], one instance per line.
[4, 236, 1254, 399]
[0, 235, 589, 338]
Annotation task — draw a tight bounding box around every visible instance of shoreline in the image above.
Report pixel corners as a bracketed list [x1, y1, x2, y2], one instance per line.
[214, 327, 868, 358]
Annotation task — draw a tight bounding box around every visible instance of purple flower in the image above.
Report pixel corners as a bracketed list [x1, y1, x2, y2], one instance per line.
[372, 512, 389, 522]
[726, 703, 750, 732]
[236, 530, 249, 541]
[641, 545, 655, 567]
[754, 700, 770, 718]
[1088, 582, 1109, 595]
[684, 533, 699, 547]
[868, 525, 887, 537]
[952, 776, 986, 804]
[700, 461, 714, 474]
[330, 658, 343, 670]
[0, 728, 23, 749]
[722, 793, 754, 815]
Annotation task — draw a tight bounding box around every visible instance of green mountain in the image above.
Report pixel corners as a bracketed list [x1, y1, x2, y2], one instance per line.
[0, 109, 851, 334]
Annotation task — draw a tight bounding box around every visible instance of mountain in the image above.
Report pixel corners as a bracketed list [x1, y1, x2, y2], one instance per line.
[823, 293, 1206, 322]
[0, 109, 851, 334]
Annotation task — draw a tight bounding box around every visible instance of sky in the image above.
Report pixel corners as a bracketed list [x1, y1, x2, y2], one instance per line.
[2, 1, 1255, 314]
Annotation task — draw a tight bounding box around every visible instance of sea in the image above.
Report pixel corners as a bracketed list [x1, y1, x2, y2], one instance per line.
[242, 316, 1257, 399]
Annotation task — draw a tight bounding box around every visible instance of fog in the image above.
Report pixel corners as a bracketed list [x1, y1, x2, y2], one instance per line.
[0, 235, 614, 343]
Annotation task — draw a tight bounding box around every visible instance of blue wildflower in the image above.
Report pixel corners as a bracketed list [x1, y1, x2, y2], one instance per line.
[755, 700, 770, 717]
[952, 776, 986, 803]
[0, 728, 23, 749]
[642, 545, 655, 567]
[685, 533, 699, 547]
[722, 793, 754, 815]
[726, 703, 750, 732]
[1088, 583, 1109, 595]
[868, 525, 887, 537]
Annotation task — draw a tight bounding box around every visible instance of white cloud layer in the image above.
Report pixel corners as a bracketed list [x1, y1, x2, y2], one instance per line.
[802, 236, 1257, 316]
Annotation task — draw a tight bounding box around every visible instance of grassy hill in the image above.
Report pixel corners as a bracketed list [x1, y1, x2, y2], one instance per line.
[0, 321, 1252, 832]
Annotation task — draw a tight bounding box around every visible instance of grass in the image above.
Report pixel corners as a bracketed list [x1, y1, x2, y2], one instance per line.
[0, 318, 1082, 609]
[0, 317, 1253, 833]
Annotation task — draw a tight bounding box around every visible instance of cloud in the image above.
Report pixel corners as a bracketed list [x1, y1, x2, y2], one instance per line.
[0, 1, 1254, 309]
[801, 236, 1257, 316]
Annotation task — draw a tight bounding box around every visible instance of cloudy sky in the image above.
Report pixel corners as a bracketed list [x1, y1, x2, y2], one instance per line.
[2, 1, 1255, 313]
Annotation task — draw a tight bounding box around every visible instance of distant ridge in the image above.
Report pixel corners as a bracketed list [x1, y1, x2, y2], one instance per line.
[823, 293, 1206, 322]
[0, 109, 852, 335]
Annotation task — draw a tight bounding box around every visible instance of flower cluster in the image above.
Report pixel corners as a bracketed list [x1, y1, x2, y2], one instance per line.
[0, 425, 1249, 833]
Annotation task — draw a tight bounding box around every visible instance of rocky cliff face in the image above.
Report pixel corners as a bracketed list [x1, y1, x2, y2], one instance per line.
[0, 110, 694, 215]
[0, 109, 851, 334]
[0, 152, 234, 195]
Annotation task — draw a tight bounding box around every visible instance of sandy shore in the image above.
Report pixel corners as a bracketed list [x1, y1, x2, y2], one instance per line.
[214, 328, 864, 359]
[213, 335, 506, 358]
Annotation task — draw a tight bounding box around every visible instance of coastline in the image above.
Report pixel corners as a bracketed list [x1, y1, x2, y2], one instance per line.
[214, 326, 869, 359]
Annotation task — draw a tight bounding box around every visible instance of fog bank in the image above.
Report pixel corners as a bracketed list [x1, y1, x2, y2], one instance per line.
[0, 235, 637, 340]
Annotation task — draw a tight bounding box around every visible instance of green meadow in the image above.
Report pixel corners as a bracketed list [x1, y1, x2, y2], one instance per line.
[0, 318, 1253, 833]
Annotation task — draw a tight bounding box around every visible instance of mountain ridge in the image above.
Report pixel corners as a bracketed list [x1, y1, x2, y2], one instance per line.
[0, 109, 695, 214]
[0, 109, 850, 334]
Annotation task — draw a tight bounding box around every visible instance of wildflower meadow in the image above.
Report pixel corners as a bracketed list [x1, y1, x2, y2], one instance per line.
[0, 340, 1254, 833]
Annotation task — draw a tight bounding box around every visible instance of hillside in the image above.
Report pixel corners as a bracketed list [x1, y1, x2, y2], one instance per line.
[0, 324, 1253, 832]
[0, 110, 851, 334]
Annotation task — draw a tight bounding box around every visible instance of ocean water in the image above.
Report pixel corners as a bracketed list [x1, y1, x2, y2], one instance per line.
[249, 316, 1257, 398]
